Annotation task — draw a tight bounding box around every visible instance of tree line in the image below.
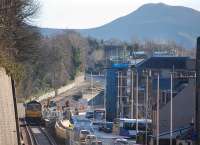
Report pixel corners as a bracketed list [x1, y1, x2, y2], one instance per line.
[0, 0, 88, 99]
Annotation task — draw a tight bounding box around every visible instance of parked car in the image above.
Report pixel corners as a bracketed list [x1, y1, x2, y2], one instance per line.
[114, 138, 129, 145]
[96, 140, 103, 145]
[79, 130, 90, 143]
[91, 140, 103, 145]
[86, 111, 94, 119]
[85, 135, 97, 145]
[98, 122, 113, 133]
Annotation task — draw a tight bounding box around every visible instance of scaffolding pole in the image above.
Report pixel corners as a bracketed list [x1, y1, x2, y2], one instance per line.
[145, 74, 149, 145]
[117, 71, 120, 118]
[120, 71, 123, 118]
[131, 71, 134, 119]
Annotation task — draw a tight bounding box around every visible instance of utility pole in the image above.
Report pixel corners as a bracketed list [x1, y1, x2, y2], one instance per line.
[136, 71, 139, 141]
[156, 73, 160, 145]
[195, 37, 200, 145]
[104, 70, 107, 122]
[91, 72, 94, 111]
[145, 73, 149, 145]
[170, 72, 173, 145]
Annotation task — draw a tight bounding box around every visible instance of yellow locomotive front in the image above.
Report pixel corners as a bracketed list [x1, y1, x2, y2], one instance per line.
[25, 101, 42, 124]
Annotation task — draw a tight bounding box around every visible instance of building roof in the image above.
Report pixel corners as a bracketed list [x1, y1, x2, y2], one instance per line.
[112, 63, 129, 69]
[136, 56, 194, 70]
[152, 78, 188, 90]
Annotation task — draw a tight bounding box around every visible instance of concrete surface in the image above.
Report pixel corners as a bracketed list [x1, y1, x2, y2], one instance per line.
[0, 68, 18, 145]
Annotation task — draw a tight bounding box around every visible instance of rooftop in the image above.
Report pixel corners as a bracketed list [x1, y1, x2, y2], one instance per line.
[136, 56, 194, 70]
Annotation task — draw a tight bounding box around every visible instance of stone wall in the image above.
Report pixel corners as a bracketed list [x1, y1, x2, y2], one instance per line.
[36, 74, 85, 102]
[0, 68, 18, 145]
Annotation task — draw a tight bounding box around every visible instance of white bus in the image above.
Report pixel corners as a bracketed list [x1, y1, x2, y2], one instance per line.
[93, 109, 106, 125]
[113, 118, 152, 138]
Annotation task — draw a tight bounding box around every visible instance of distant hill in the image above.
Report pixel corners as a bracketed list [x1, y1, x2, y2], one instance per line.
[40, 3, 200, 48]
[40, 28, 66, 36]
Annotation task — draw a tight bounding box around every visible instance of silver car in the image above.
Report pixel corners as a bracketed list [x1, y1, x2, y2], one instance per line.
[79, 130, 90, 144]
[114, 138, 129, 145]
[85, 135, 97, 145]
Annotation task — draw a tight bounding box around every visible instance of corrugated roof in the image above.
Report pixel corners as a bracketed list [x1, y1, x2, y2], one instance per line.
[136, 56, 193, 70]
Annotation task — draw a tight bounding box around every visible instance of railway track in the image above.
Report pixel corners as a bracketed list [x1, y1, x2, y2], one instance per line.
[23, 119, 57, 145]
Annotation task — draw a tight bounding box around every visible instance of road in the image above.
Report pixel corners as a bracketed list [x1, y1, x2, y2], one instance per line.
[43, 75, 136, 145]
[71, 115, 136, 145]
[46, 78, 103, 108]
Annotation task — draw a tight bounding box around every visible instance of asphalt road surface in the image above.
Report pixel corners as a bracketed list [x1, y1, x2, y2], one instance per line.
[71, 115, 136, 145]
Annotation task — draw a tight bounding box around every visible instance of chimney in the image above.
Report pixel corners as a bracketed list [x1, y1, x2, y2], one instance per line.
[196, 37, 200, 144]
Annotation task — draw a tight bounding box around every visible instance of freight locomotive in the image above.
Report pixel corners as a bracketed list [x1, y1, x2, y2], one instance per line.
[25, 100, 42, 124]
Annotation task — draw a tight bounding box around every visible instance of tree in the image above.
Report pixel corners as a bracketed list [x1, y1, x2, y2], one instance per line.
[0, 0, 43, 98]
[0, 0, 39, 81]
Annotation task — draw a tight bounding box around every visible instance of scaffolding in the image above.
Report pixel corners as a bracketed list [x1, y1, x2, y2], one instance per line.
[117, 70, 129, 118]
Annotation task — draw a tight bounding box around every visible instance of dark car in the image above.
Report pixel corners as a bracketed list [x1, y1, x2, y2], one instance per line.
[99, 122, 113, 133]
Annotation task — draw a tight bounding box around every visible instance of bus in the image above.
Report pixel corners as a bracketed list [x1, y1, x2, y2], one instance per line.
[93, 109, 106, 125]
[113, 118, 152, 138]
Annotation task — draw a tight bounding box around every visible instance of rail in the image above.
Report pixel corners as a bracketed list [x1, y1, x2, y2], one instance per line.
[23, 120, 35, 145]
[38, 126, 57, 145]
[23, 119, 57, 145]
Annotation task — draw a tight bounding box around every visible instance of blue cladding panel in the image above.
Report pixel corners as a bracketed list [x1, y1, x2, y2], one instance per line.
[106, 68, 117, 121]
[112, 63, 129, 69]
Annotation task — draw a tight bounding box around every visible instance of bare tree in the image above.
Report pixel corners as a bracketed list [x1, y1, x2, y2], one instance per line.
[0, 0, 39, 79]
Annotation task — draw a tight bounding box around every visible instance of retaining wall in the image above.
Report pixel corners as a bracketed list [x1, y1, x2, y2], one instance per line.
[36, 74, 85, 102]
[0, 68, 18, 145]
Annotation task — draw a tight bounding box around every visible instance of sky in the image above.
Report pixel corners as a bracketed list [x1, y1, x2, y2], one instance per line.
[33, 0, 200, 29]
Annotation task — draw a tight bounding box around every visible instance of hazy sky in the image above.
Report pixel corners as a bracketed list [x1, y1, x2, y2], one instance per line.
[34, 0, 200, 29]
